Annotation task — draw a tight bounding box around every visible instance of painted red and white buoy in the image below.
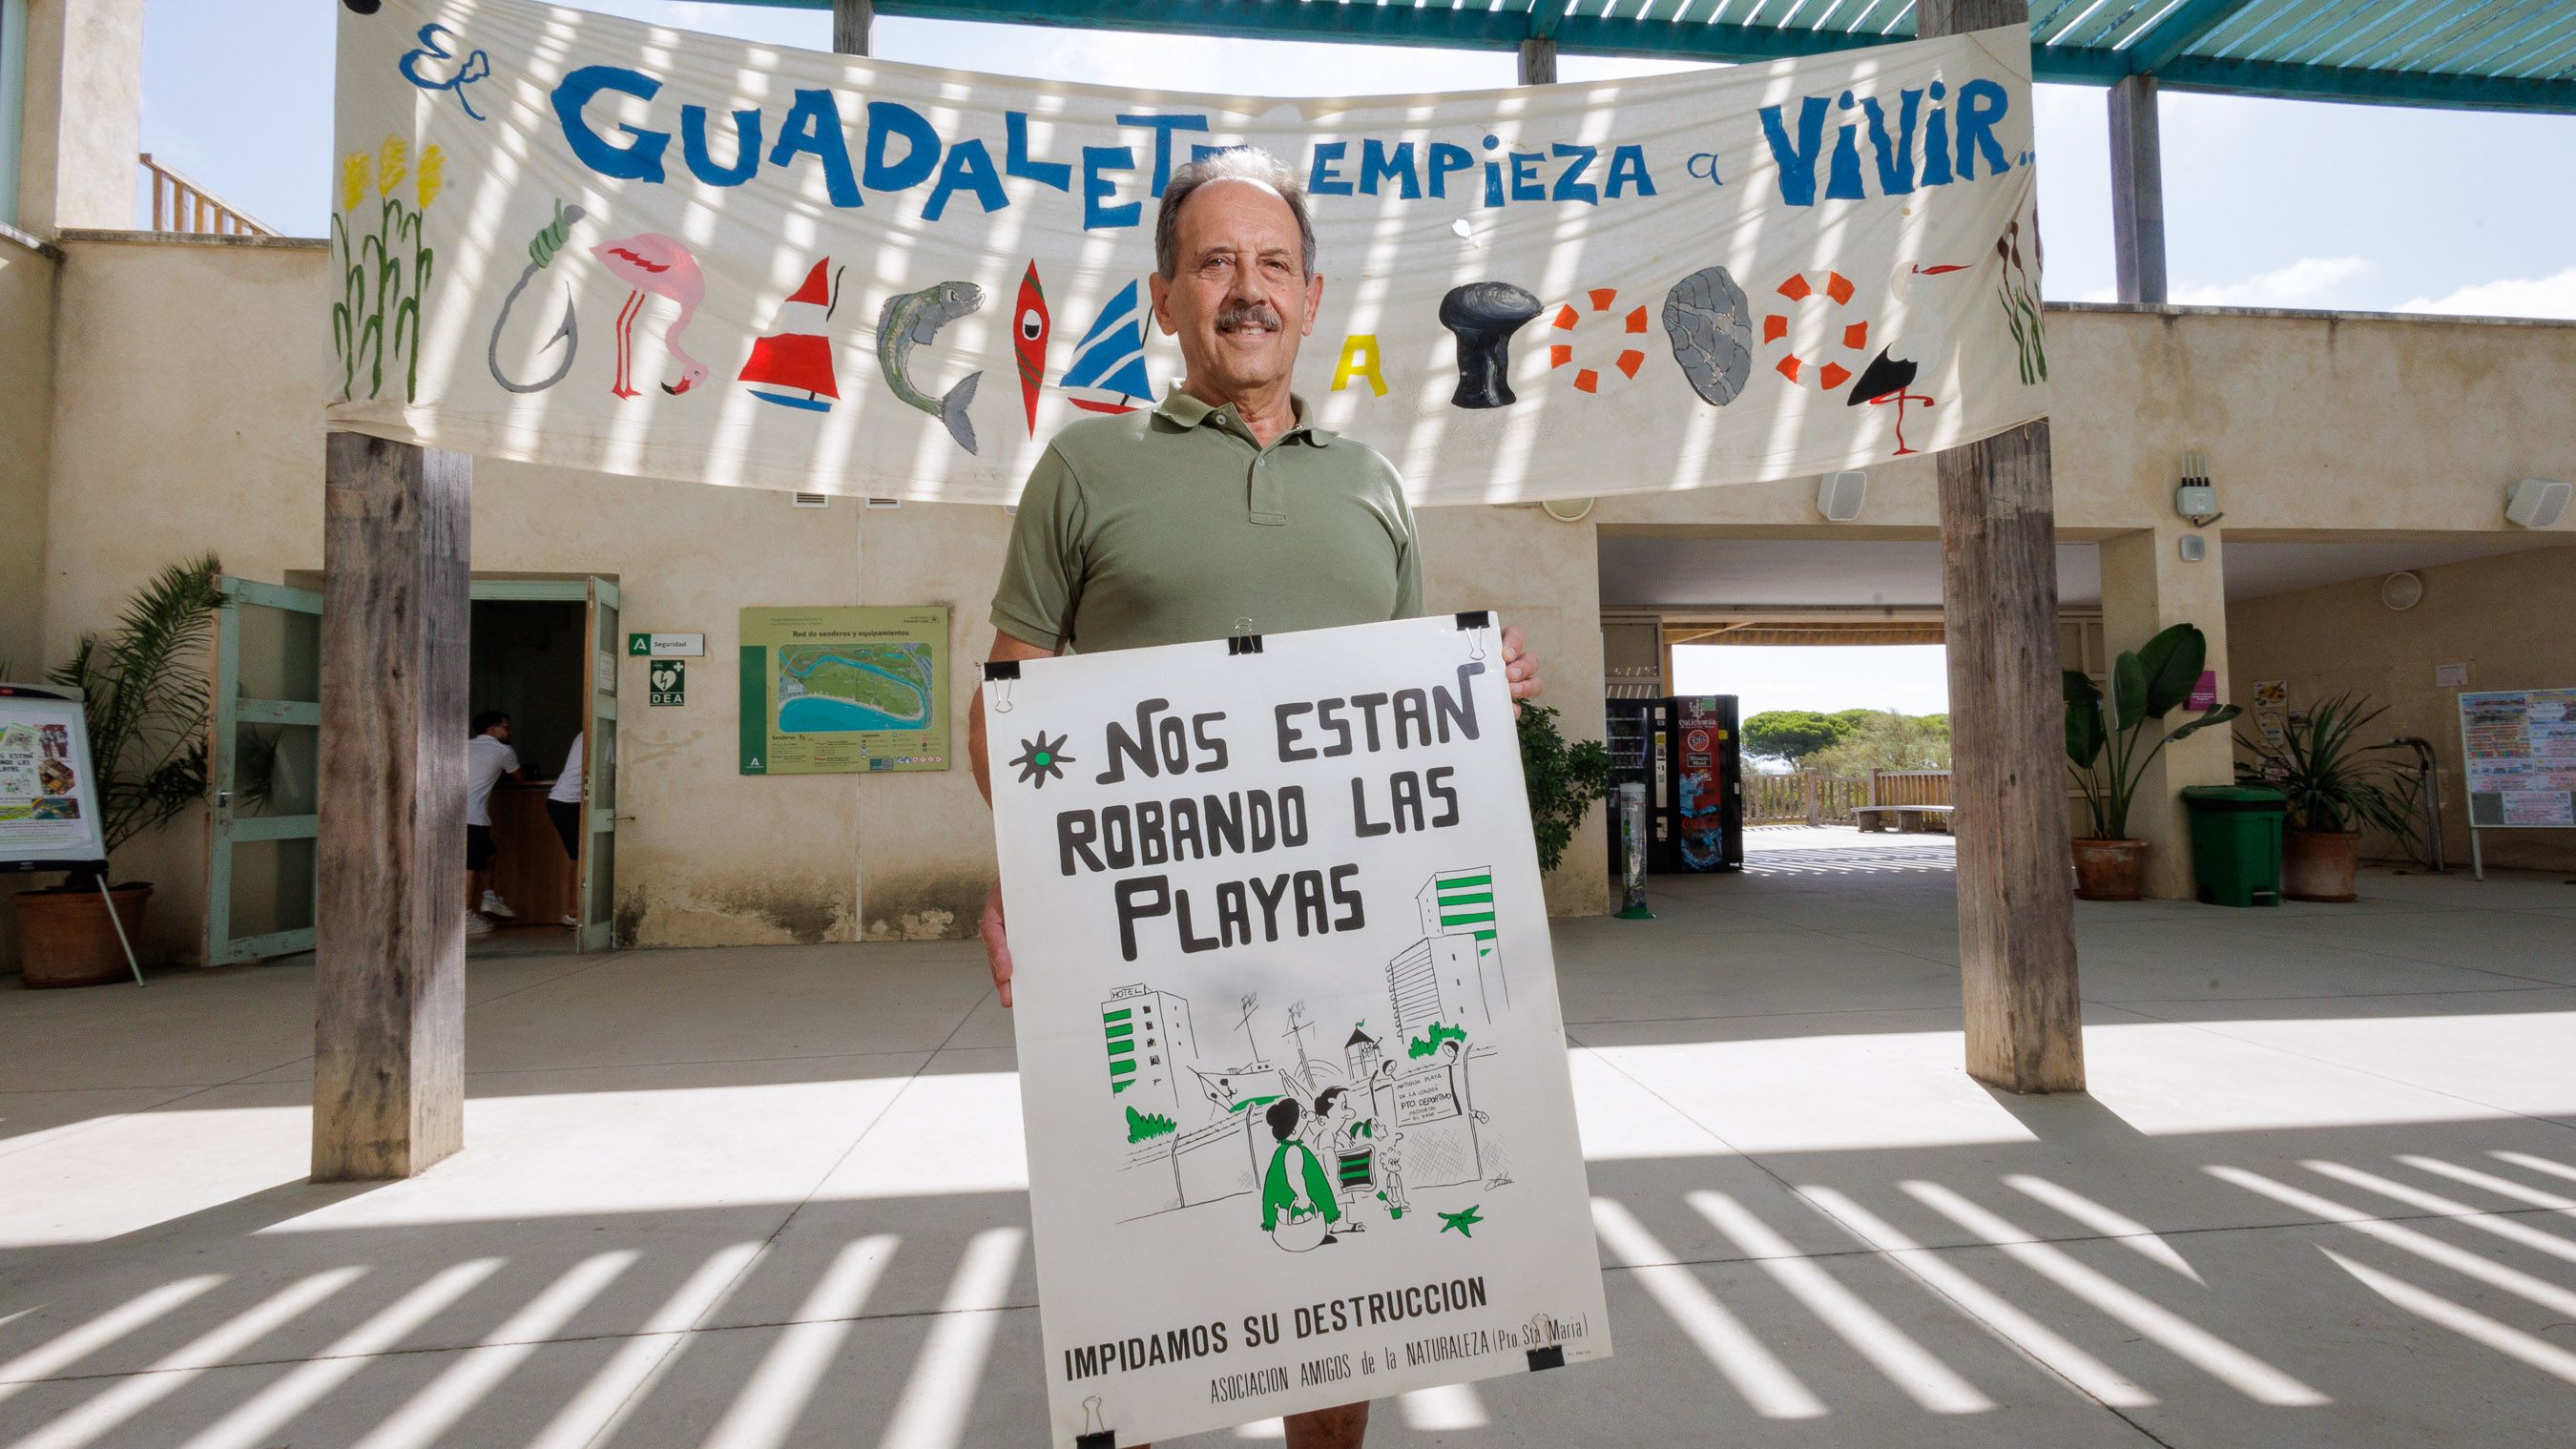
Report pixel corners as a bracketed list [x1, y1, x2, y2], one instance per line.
[1548, 288, 1650, 393]
[1761, 270, 1870, 393]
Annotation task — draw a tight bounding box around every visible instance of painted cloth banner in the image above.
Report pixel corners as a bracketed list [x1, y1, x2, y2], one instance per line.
[984, 614, 1610, 1445]
[329, 0, 2046, 505]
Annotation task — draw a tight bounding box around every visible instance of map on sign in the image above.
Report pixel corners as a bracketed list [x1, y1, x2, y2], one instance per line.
[777, 643, 934, 732]
[739, 607, 950, 775]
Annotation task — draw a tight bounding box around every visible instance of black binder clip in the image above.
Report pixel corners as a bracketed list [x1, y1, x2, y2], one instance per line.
[1077, 1393, 1113, 1448]
[1229, 616, 1263, 655]
[981, 659, 1019, 714]
[1456, 610, 1491, 660]
[1527, 1344, 1566, 1372]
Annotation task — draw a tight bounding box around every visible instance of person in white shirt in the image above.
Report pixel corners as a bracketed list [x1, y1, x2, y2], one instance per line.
[546, 731, 584, 929]
[465, 711, 524, 936]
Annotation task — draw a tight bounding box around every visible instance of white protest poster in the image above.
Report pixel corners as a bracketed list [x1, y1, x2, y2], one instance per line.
[0, 685, 109, 869]
[330, 0, 2045, 505]
[985, 613, 1609, 1447]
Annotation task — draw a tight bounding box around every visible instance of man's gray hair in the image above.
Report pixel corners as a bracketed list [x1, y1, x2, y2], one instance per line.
[1153, 147, 1318, 280]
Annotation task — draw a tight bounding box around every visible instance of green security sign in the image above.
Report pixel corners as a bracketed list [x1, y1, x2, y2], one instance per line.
[648, 659, 685, 707]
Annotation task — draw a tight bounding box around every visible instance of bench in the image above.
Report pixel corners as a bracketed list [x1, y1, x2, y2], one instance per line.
[1855, 804, 1954, 834]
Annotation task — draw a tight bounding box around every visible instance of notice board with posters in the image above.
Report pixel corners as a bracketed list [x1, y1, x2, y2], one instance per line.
[2458, 688, 2576, 829]
[737, 606, 948, 775]
[0, 685, 108, 871]
[984, 613, 1610, 1449]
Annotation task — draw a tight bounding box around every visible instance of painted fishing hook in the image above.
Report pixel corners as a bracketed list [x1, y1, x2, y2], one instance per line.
[486, 202, 585, 395]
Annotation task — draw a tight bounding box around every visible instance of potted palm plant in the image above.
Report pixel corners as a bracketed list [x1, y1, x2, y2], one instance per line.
[2236, 692, 2416, 902]
[2063, 622, 2240, 900]
[11, 557, 222, 986]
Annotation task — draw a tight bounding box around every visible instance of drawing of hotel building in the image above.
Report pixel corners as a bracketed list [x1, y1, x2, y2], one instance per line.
[1101, 984, 1195, 1121]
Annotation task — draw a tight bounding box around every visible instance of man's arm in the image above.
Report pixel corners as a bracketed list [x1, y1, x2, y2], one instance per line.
[972, 629, 1058, 1006]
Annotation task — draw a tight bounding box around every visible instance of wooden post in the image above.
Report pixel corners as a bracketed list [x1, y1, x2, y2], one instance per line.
[2109, 72, 2168, 304]
[313, 434, 471, 1181]
[1518, 35, 1557, 86]
[1920, 0, 2085, 1094]
[833, 0, 873, 56]
[1801, 771, 1820, 826]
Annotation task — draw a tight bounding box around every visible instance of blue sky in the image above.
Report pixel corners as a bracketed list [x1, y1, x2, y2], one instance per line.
[147, 0, 2576, 316]
[1674, 644, 1951, 721]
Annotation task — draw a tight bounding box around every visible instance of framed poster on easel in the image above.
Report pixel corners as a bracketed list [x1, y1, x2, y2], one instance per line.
[2456, 688, 2576, 880]
[0, 683, 143, 984]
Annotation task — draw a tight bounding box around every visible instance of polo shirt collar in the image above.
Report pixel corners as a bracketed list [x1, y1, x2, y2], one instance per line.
[1153, 385, 1337, 446]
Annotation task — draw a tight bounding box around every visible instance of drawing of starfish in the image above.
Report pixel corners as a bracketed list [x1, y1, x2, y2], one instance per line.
[1438, 1205, 1485, 1238]
[1008, 731, 1073, 788]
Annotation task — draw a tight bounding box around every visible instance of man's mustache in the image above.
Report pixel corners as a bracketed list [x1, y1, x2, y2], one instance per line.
[1216, 301, 1283, 334]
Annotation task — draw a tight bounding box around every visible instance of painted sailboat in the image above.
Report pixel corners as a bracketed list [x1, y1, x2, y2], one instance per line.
[739, 259, 844, 412]
[1060, 279, 1153, 414]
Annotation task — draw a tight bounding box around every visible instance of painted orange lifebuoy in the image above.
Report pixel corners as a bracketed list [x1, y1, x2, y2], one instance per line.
[1762, 271, 1870, 392]
[1548, 288, 1649, 394]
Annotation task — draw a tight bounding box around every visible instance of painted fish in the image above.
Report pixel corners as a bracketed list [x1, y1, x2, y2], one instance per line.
[876, 280, 985, 455]
[1013, 261, 1049, 437]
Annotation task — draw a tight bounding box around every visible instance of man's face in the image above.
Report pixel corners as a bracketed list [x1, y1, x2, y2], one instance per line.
[489, 720, 512, 742]
[1150, 179, 1324, 402]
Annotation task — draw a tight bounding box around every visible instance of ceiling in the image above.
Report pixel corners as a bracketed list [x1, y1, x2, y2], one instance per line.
[746, 0, 2576, 114]
[1596, 535, 2560, 611]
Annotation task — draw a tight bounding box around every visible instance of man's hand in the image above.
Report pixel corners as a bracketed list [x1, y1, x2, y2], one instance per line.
[1502, 624, 1544, 716]
[981, 880, 1013, 1008]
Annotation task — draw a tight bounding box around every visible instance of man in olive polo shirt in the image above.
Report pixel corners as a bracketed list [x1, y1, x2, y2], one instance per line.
[967, 149, 1541, 1449]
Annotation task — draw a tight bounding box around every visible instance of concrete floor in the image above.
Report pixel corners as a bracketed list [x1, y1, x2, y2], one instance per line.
[5, 833, 2575, 1448]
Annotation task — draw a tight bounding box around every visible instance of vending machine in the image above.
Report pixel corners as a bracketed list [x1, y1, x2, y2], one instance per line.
[1664, 694, 1744, 874]
[1603, 694, 1744, 875]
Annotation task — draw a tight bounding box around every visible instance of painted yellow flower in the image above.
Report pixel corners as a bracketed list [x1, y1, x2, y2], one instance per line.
[339, 153, 368, 214]
[376, 135, 408, 198]
[416, 144, 446, 211]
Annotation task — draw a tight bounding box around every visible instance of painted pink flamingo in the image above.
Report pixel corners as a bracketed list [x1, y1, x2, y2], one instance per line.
[590, 233, 707, 398]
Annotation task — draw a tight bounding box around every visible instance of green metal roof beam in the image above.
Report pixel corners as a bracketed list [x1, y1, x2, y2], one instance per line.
[2124, 0, 2255, 74]
[2151, 52, 2576, 113]
[715, 0, 2576, 113]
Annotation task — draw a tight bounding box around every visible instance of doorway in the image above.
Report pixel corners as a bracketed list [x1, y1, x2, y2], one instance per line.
[465, 577, 620, 957]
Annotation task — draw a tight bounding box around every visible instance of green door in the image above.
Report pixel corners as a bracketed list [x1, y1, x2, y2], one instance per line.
[579, 576, 620, 952]
[205, 577, 322, 964]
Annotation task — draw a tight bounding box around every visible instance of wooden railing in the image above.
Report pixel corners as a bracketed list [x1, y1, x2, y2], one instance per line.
[141, 154, 277, 238]
[1747, 772, 1871, 825]
[1870, 769, 1953, 807]
[1745, 769, 1952, 825]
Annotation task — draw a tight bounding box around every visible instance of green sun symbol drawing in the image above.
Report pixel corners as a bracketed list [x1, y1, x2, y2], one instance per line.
[1009, 731, 1074, 788]
[1438, 1205, 1485, 1238]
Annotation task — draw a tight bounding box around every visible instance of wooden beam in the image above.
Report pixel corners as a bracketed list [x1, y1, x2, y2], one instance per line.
[835, 0, 874, 55]
[2108, 73, 2168, 304]
[313, 435, 471, 1181]
[1921, 0, 2085, 1095]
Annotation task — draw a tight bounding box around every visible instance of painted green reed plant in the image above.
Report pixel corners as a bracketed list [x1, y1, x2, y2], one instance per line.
[331, 135, 444, 402]
[1995, 217, 2046, 386]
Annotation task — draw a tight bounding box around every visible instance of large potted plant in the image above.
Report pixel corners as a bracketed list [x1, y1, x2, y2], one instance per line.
[1517, 703, 1611, 875]
[2063, 622, 2240, 900]
[12, 557, 222, 986]
[2236, 692, 2416, 902]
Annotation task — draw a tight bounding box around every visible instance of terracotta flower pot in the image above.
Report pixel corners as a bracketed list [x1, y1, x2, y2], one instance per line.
[13, 884, 151, 988]
[2283, 829, 2360, 902]
[2071, 838, 2148, 901]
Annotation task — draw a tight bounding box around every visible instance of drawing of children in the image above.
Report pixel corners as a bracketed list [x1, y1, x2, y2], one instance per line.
[1259, 1097, 1340, 1252]
[1313, 1087, 1377, 1232]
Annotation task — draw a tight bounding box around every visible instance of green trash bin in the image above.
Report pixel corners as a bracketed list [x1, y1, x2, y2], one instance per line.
[2179, 786, 2288, 907]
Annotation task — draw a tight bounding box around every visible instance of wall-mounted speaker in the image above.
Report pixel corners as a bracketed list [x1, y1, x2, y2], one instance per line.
[2505, 478, 2569, 528]
[1818, 470, 1867, 523]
